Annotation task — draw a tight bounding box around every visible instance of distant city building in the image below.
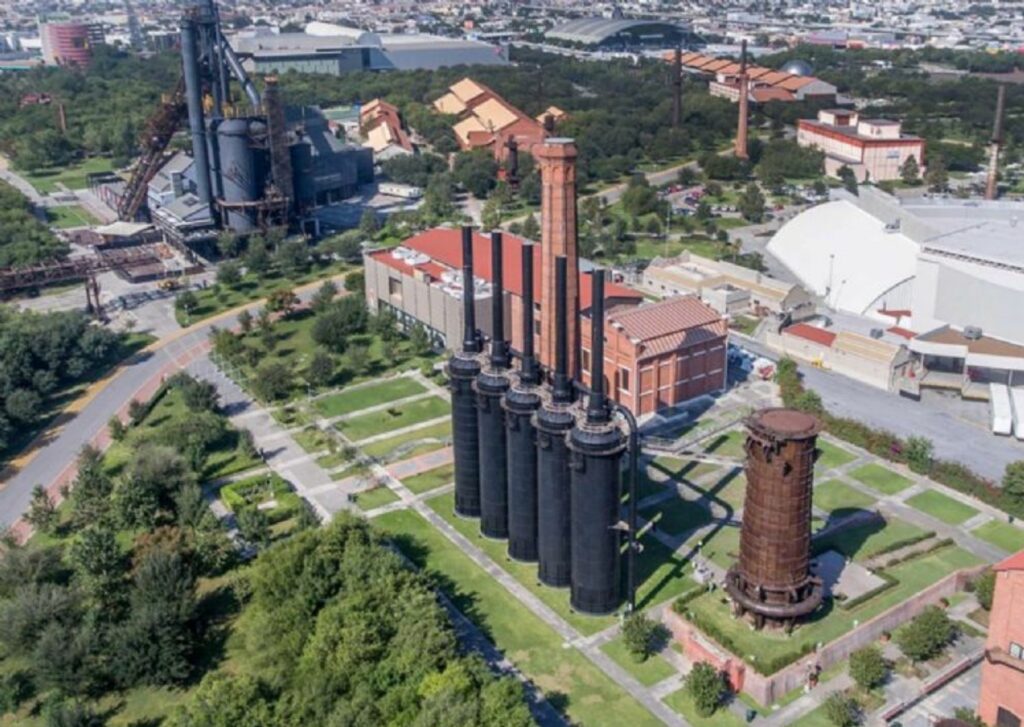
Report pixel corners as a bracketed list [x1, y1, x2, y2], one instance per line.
[979, 550, 1024, 727]
[232, 27, 508, 77]
[671, 51, 837, 104]
[433, 78, 546, 162]
[797, 109, 924, 182]
[546, 17, 698, 50]
[39, 22, 92, 66]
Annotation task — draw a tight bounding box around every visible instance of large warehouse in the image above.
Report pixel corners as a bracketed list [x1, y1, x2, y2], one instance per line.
[768, 187, 1024, 396]
[546, 16, 697, 50]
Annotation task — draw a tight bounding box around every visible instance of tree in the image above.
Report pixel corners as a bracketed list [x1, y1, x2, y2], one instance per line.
[1002, 461, 1024, 510]
[343, 344, 371, 375]
[236, 507, 270, 550]
[409, 324, 432, 356]
[678, 166, 699, 186]
[265, 288, 299, 315]
[274, 240, 309, 277]
[622, 612, 659, 662]
[900, 155, 921, 185]
[166, 672, 276, 727]
[42, 699, 105, 727]
[69, 446, 113, 526]
[245, 240, 270, 277]
[176, 290, 198, 316]
[849, 645, 887, 690]
[453, 150, 499, 198]
[5, 388, 42, 423]
[311, 280, 337, 312]
[216, 231, 241, 259]
[837, 165, 858, 195]
[305, 350, 335, 388]
[685, 662, 726, 717]
[235, 309, 253, 335]
[25, 485, 58, 534]
[823, 693, 859, 727]
[108, 415, 127, 441]
[344, 271, 364, 295]
[311, 297, 368, 352]
[926, 155, 949, 192]
[974, 570, 995, 611]
[813, 178, 829, 196]
[127, 398, 148, 425]
[359, 208, 379, 237]
[216, 260, 242, 288]
[793, 389, 824, 415]
[521, 213, 540, 240]
[905, 436, 933, 474]
[896, 605, 954, 662]
[252, 362, 292, 401]
[738, 183, 766, 223]
[68, 523, 124, 607]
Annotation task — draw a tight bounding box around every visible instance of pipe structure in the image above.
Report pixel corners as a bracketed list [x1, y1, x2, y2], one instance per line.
[180, 17, 213, 207]
[504, 243, 542, 561]
[986, 84, 1007, 201]
[613, 402, 640, 613]
[449, 227, 483, 518]
[220, 37, 262, 110]
[475, 231, 512, 539]
[534, 256, 575, 587]
[568, 269, 627, 615]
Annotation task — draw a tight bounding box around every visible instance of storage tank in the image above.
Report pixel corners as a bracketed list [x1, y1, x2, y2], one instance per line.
[475, 231, 512, 539]
[217, 117, 258, 233]
[504, 242, 542, 561]
[725, 408, 824, 630]
[448, 226, 483, 518]
[568, 269, 626, 615]
[534, 256, 575, 587]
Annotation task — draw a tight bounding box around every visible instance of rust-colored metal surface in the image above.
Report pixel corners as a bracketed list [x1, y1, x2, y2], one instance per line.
[725, 407, 823, 629]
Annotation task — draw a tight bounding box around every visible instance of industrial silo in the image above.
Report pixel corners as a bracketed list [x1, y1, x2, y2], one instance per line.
[568, 269, 626, 615]
[475, 231, 512, 539]
[448, 226, 483, 518]
[534, 256, 575, 588]
[725, 408, 824, 630]
[504, 242, 542, 561]
[217, 117, 258, 233]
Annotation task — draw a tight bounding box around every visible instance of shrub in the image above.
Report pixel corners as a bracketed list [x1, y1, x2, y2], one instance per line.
[823, 693, 859, 727]
[974, 570, 995, 611]
[108, 415, 127, 441]
[685, 662, 726, 717]
[905, 436, 933, 474]
[896, 606, 954, 662]
[849, 645, 887, 690]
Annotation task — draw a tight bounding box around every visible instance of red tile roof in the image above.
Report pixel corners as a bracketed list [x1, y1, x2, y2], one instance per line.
[606, 295, 726, 359]
[784, 323, 837, 347]
[878, 309, 912, 319]
[393, 228, 642, 307]
[995, 550, 1024, 572]
[887, 326, 916, 340]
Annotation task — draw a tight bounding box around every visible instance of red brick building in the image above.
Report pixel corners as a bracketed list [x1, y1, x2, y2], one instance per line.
[980, 550, 1024, 727]
[580, 295, 728, 416]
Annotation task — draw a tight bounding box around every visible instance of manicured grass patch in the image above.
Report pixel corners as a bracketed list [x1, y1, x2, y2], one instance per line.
[338, 395, 450, 442]
[361, 420, 452, 460]
[270, 404, 312, 428]
[816, 440, 856, 471]
[355, 485, 399, 511]
[813, 516, 927, 561]
[663, 687, 745, 726]
[702, 430, 746, 459]
[972, 520, 1024, 552]
[907, 490, 979, 525]
[813, 479, 876, 514]
[641, 495, 713, 537]
[376, 508, 662, 727]
[314, 377, 426, 418]
[23, 156, 114, 193]
[292, 426, 335, 454]
[601, 636, 676, 687]
[46, 205, 98, 228]
[681, 545, 981, 674]
[653, 456, 721, 484]
[219, 472, 302, 524]
[688, 523, 741, 571]
[848, 463, 912, 495]
[687, 469, 746, 512]
[728, 316, 759, 336]
[402, 463, 454, 495]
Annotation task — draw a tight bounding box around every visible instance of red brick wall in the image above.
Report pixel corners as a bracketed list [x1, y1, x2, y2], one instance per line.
[980, 569, 1024, 725]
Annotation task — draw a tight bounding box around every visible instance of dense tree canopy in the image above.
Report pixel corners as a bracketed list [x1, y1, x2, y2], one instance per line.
[0, 182, 68, 267]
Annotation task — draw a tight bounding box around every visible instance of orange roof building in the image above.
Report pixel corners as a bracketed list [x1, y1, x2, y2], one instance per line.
[672, 51, 837, 104]
[360, 98, 415, 158]
[980, 550, 1024, 727]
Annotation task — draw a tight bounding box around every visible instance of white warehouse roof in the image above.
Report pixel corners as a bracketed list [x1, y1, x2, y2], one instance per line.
[767, 200, 919, 316]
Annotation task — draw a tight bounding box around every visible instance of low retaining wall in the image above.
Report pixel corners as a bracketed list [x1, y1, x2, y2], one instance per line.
[668, 564, 987, 706]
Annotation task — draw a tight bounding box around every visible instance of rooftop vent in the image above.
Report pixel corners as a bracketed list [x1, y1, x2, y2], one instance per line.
[964, 326, 983, 341]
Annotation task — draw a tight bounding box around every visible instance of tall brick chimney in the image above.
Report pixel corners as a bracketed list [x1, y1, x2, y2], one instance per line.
[735, 40, 749, 160]
[535, 138, 579, 377]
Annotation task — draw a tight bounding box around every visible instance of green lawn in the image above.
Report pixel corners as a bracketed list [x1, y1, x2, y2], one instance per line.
[601, 637, 677, 687]
[376, 508, 662, 727]
[681, 545, 981, 675]
[361, 420, 452, 460]
[355, 485, 399, 511]
[23, 156, 114, 194]
[848, 463, 913, 495]
[813, 516, 928, 562]
[662, 688, 745, 726]
[641, 496, 713, 537]
[816, 441, 856, 471]
[972, 520, 1024, 553]
[219, 473, 302, 524]
[313, 377, 426, 418]
[686, 469, 746, 512]
[728, 316, 759, 336]
[337, 396, 450, 442]
[907, 490, 980, 525]
[292, 426, 335, 455]
[813, 480, 876, 514]
[402, 463, 454, 495]
[688, 524, 741, 571]
[702, 430, 746, 459]
[46, 205, 98, 228]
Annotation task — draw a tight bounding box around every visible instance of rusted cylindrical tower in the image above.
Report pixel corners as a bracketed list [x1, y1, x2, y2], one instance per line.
[725, 408, 824, 629]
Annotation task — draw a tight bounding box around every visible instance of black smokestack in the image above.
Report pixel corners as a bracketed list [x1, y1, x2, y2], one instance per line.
[552, 256, 573, 403]
[490, 231, 509, 369]
[462, 226, 481, 353]
[587, 269, 609, 423]
[520, 243, 539, 385]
